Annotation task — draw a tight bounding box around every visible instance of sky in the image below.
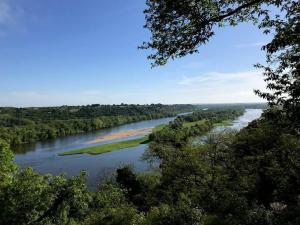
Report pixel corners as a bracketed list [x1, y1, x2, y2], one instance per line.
[0, 0, 271, 107]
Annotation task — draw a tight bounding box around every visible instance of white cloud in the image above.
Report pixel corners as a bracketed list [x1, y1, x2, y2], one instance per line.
[178, 71, 263, 86]
[0, 71, 267, 106]
[175, 71, 266, 103]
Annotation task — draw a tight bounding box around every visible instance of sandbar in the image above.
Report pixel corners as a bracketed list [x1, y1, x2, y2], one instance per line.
[86, 128, 153, 144]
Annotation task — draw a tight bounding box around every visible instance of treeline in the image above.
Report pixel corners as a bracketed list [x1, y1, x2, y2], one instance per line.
[195, 103, 267, 110]
[177, 108, 245, 123]
[136, 108, 300, 225]
[0, 104, 195, 145]
[0, 109, 298, 225]
[1, 108, 299, 224]
[148, 108, 244, 145]
[0, 108, 254, 225]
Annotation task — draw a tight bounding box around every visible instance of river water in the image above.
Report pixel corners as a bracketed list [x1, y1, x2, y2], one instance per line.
[13, 109, 262, 188]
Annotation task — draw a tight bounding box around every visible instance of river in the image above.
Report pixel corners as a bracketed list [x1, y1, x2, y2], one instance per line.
[13, 109, 263, 188]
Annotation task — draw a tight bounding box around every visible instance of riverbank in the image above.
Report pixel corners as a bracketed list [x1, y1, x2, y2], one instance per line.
[14, 109, 262, 189]
[59, 123, 168, 156]
[59, 136, 149, 156]
[59, 118, 232, 156]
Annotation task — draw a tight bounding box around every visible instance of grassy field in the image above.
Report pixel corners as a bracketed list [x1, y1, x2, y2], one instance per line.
[59, 136, 149, 156]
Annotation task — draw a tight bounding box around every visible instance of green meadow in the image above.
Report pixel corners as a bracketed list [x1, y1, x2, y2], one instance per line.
[59, 136, 150, 156]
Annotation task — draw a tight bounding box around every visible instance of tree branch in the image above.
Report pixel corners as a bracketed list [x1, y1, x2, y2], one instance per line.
[210, 0, 264, 23]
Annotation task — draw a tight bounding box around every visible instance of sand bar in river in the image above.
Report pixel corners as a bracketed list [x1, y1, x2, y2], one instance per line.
[86, 128, 153, 144]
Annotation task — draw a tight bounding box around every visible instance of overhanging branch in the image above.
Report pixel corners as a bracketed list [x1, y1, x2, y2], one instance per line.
[210, 0, 264, 23]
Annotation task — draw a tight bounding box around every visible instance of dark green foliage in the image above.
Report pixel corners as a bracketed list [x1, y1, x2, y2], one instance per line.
[82, 183, 138, 225]
[228, 114, 300, 222]
[0, 141, 139, 225]
[141, 0, 299, 130]
[82, 206, 138, 225]
[0, 139, 16, 188]
[147, 109, 243, 155]
[254, 1, 300, 132]
[1, 106, 299, 224]
[139, 1, 299, 222]
[0, 165, 91, 225]
[116, 167, 162, 211]
[1, 0, 299, 224]
[141, 110, 300, 224]
[178, 109, 244, 124]
[0, 104, 195, 146]
[138, 195, 204, 225]
[116, 166, 143, 207]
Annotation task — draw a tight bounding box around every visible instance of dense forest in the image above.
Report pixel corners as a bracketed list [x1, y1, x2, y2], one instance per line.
[0, 108, 248, 225]
[0, 104, 195, 145]
[148, 108, 245, 144]
[1, 105, 299, 224]
[0, 0, 299, 224]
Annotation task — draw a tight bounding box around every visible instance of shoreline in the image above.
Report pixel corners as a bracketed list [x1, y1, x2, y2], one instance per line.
[59, 124, 168, 156]
[59, 114, 249, 157]
[59, 137, 149, 156]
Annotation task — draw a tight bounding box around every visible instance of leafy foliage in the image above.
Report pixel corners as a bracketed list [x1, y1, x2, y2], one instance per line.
[0, 139, 16, 188]
[141, 0, 299, 130]
[254, 1, 300, 132]
[1, 0, 299, 224]
[0, 104, 195, 145]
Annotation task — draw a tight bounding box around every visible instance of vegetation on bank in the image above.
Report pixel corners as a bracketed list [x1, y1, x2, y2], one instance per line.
[182, 119, 208, 128]
[213, 119, 233, 126]
[60, 109, 243, 156]
[151, 124, 167, 132]
[0, 0, 299, 224]
[59, 137, 149, 156]
[1, 105, 299, 225]
[0, 104, 196, 146]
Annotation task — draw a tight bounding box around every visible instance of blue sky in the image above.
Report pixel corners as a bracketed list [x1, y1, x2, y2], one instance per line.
[0, 0, 270, 107]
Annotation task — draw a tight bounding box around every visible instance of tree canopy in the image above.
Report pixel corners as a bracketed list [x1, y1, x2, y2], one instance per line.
[141, 0, 296, 66]
[0, 104, 195, 145]
[141, 0, 299, 131]
[0, 1, 299, 224]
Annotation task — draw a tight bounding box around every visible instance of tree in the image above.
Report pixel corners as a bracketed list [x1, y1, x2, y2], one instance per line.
[141, 0, 299, 129]
[254, 1, 300, 131]
[141, 2, 300, 224]
[141, 0, 292, 65]
[0, 139, 16, 188]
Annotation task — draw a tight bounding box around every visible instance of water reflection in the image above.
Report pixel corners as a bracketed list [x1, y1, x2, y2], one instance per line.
[14, 117, 176, 189]
[13, 109, 262, 189]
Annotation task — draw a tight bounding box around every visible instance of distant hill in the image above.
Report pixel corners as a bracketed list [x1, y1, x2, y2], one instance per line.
[194, 103, 267, 110]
